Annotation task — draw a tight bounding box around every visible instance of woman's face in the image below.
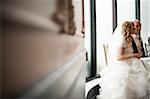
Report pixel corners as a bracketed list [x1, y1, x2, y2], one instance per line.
[130, 24, 135, 34]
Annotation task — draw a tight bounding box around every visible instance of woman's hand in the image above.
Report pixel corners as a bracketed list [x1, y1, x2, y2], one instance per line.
[133, 53, 141, 59]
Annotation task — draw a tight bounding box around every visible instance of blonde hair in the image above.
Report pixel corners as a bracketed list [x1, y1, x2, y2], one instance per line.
[122, 21, 134, 43]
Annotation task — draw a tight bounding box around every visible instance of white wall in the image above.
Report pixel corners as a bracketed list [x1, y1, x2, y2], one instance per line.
[141, 0, 148, 43]
[117, 0, 135, 24]
[141, 0, 150, 44]
[149, 0, 150, 38]
[84, 0, 91, 66]
[96, 0, 113, 72]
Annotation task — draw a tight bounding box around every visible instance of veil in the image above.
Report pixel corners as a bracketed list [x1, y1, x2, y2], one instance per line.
[108, 23, 124, 63]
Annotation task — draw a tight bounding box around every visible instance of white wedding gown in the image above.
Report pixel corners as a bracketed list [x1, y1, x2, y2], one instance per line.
[97, 34, 150, 99]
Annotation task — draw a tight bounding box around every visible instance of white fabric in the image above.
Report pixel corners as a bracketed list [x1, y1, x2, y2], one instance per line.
[108, 23, 126, 64]
[97, 25, 150, 99]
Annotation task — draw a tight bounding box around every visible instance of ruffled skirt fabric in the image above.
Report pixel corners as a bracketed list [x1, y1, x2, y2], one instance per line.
[97, 58, 150, 99]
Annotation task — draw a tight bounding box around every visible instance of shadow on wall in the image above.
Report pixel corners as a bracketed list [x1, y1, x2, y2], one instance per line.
[51, 0, 76, 35]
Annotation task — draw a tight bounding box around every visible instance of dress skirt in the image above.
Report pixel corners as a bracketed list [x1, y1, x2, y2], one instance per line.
[97, 58, 150, 99]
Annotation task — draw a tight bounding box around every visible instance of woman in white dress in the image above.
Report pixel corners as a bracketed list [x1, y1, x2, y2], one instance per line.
[98, 21, 149, 99]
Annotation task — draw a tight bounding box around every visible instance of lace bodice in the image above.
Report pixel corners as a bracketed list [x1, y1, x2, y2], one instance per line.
[122, 39, 133, 55]
[122, 38, 143, 55]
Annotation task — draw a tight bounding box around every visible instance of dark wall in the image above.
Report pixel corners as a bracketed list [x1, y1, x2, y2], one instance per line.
[1, 0, 88, 98]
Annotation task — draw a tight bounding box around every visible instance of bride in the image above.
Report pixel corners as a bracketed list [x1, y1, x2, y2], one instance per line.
[97, 21, 149, 99]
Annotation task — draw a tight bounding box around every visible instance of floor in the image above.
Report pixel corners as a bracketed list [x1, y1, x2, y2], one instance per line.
[85, 78, 150, 99]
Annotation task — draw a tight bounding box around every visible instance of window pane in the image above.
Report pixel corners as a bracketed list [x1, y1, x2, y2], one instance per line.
[96, 0, 113, 72]
[141, 0, 150, 44]
[117, 0, 135, 24]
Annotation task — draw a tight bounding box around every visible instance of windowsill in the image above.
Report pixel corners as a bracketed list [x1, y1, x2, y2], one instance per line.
[140, 57, 150, 72]
[140, 56, 150, 60]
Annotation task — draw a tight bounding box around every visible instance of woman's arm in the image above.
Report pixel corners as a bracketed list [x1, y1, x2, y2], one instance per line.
[135, 38, 143, 57]
[117, 47, 141, 60]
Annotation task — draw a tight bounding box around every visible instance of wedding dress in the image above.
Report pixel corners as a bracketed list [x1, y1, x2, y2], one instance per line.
[97, 24, 150, 99]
